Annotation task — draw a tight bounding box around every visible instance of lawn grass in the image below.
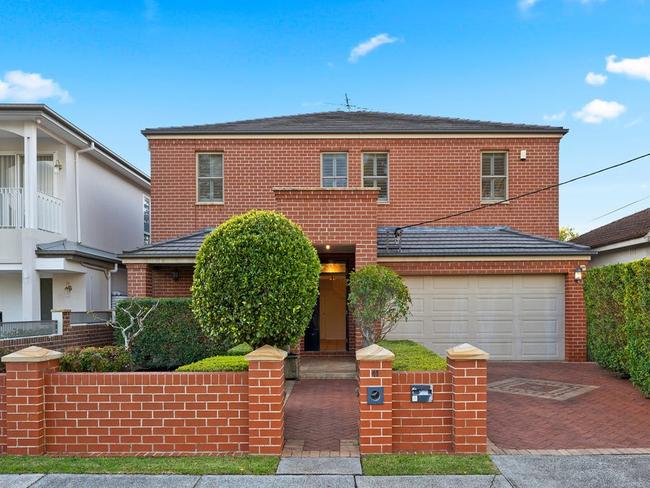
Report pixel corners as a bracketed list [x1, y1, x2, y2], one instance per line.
[0, 455, 279, 475]
[362, 454, 498, 476]
[378, 340, 447, 371]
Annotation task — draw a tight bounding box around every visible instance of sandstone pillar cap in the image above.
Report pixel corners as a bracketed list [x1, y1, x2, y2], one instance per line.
[446, 343, 489, 361]
[245, 345, 288, 361]
[2, 346, 63, 363]
[356, 343, 395, 362]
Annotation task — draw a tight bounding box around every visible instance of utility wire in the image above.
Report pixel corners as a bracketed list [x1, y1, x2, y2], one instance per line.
[589, 194, 650, 221]
[394, 152, 650, 237]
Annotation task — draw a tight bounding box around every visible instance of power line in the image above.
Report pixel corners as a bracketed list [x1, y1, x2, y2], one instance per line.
[394, 152, 650, 237]
[589, 194, 650, 221]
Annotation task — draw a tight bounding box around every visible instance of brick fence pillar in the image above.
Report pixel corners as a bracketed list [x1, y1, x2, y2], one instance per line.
[356, 344, 394, 454]
[126, 263, 153, 297]
[245, 345, 287, 455]
[447, 343, 489, 454]
[2, 346, 62, 455]
[51, 309, 71, 335]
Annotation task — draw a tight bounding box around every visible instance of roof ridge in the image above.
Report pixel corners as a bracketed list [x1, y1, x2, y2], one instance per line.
[122, 228, 213, 254]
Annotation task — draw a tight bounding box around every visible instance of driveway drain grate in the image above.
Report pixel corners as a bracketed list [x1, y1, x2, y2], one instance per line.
[489, 377, 599, 400]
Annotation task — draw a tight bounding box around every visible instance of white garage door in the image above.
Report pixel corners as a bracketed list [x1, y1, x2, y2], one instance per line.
[388, 275, 565, 360]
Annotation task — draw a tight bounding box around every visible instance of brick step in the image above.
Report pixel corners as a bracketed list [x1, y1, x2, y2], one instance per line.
[300, 371, 357, 380]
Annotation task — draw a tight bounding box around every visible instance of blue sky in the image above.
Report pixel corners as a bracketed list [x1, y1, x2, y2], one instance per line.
[1, 0, 649, 233]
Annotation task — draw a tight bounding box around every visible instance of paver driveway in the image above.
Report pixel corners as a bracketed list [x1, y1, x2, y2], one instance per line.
[488, 362, 650, 450]
[284, 379, 358, 452]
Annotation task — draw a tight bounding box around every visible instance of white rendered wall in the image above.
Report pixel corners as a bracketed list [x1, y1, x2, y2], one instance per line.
[590, 245, 650, 267]
[0, 273, 22, 321]
[52, 273, 86, 312]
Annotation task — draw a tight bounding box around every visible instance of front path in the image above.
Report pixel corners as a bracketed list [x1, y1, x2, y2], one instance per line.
[488, 362, 650, 450]
[284, 379, 359, 456]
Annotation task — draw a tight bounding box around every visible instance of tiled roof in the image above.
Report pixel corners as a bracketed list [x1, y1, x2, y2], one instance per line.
[571, 207, 650, 248]
[36, 240, 120, 264]
[142, 111, 568, 136]
[121, 226, 593, 259]
[377, 226, 594, 257]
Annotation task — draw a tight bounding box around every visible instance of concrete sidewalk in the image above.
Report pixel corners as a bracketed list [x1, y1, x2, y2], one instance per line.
[2, 454, 649, 488]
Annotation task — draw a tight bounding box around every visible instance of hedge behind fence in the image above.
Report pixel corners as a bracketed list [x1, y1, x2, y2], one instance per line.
[584, 259, 650, 396]
[115, 298, 225, 370]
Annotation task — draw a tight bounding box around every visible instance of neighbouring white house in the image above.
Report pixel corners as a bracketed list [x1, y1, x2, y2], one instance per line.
[0, 104, 150, 329]
[572, 207, 650, 267]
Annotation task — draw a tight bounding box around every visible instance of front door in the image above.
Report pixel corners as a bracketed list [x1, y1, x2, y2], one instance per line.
[40, 278, 53, 320]
[318, 274, 347, 351]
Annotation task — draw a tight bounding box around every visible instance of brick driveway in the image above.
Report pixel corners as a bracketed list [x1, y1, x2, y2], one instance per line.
[488, 362, 650, 450]
[285, 379, 358, 452]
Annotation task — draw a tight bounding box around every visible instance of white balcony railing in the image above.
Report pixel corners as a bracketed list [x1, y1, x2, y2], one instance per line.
[37, 192, 63, 234]
[0, 187, 24, 228]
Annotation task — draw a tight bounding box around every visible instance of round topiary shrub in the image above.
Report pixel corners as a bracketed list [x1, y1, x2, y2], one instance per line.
[192, 210, 320, 349]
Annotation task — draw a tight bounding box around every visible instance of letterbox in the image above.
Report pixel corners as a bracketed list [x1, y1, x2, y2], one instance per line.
[411, 384, 433, 403]
[367, 386, 384, 405]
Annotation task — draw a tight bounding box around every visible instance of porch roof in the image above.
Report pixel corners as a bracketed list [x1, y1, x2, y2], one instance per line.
[36, 240, 120, 265]
[120, 226, 593, 261]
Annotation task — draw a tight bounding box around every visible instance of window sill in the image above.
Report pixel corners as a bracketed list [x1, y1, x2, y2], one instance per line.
[481, 200, 509, 205]
[196, 201, 225, 205]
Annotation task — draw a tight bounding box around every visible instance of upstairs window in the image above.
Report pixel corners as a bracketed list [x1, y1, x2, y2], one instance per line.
[143, 195, 151, 245]
[197, 153, 224, 203]
[321, 153, 348, 188]
[481, 152, 508, 202]
[37, 154, 55, 196]
[362, 153, 389, 202]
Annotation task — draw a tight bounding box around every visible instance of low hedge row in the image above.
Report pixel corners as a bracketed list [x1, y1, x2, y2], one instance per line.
[378, 340, 447, 371]
[177, 356, 249, 372]
[115, 298, 226, 370]
[584, 259, 650, 397]
[60, 346, 131, 372]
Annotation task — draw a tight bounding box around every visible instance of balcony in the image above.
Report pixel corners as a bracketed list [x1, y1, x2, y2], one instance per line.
[0, 187, 63, 233]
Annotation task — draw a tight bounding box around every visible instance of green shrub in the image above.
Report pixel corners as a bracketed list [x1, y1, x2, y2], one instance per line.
[0, 348, 12, 373]
[622, 260, 650, 397]
[177, 355, 249, 372]
[226, 343, 253, 356]
[116, 298, 225, 370]
[584, 263, 628, 372]
[60, 346, 131, 372]
[584, 259, 650, 397]
[192, 210, 320, 349]
[349, 265, 411, 346]
[378, 340, 446, 371]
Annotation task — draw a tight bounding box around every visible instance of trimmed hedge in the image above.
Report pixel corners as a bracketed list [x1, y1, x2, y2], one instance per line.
[378, 340, 447, 371]
[60, 346, 131, 372]
[226, 343, 253, 356]
[192, 211, 320, 349]
[584, 259, 650, 396]
[116, 298, 225, 370]
[177, 355, 249, 372]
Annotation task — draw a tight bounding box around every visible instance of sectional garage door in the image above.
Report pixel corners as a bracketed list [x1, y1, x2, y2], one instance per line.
[388, 275, 565, 360]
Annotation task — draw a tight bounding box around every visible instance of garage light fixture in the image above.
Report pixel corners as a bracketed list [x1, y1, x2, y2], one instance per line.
[574, 266, 584, 284]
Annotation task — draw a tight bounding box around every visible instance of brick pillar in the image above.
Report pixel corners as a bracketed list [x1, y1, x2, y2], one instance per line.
[51, 309, 71, 335]
[447, 343, 489, 454]
[356, 344, 394, 454]
[565, 271, 587, 362]
[245, 345, 287, 455]
[2, 346, 63, 455]
[126, 263, 153, 297]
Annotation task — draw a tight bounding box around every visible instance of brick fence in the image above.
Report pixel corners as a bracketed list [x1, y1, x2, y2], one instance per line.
[0, 345, 286, 456]
[357, 343, 488, 454]
[0, 310, 114, 354]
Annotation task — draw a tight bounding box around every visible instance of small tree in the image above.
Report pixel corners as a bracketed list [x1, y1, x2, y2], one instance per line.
[191, 210, 320, 349]
[348, 264, 411, 346]
[103, 300, 160, 352]
[559, 226, 579, 242]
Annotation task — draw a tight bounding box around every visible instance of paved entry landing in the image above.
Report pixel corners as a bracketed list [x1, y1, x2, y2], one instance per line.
[284, 379, 359, 456]
[488, 362, 650, 451]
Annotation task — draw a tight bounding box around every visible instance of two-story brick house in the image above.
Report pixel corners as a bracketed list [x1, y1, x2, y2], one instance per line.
[121, 111, 593, 361]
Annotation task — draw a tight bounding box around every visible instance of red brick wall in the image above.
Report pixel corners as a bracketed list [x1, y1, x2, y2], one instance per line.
[151, 266, 194, 297]
[149, 137, 560, 242]
[127, 263, 152, 297]
[0, 374, 5, 454]
[382, 259, 589, 362]
[392, 371, 452, 452]
[44, 371, 249, 454]
[358, 359, 394, 454]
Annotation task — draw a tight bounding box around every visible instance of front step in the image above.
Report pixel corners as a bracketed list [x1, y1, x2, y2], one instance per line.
[300, 371, 357, 380]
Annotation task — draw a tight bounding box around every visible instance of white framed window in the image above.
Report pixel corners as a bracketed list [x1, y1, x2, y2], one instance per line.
[37, 154, 55, 196]
[143, 195, 151, 244]
[481, 152, 508, 202]
[196, 153, 224, 203]
[321, 153, 348, 188]
[362, 153, 389, 202]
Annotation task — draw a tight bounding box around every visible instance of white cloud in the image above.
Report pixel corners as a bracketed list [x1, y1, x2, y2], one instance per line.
[573, 99, 626, 123]
[0, 71, 71, 103]
[543, 111, 566, 121]
[606, 54, 650, 82]
[518, 0, 540, 11]
[585, 72, 607, 86]
[348, 33, 397, 63]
